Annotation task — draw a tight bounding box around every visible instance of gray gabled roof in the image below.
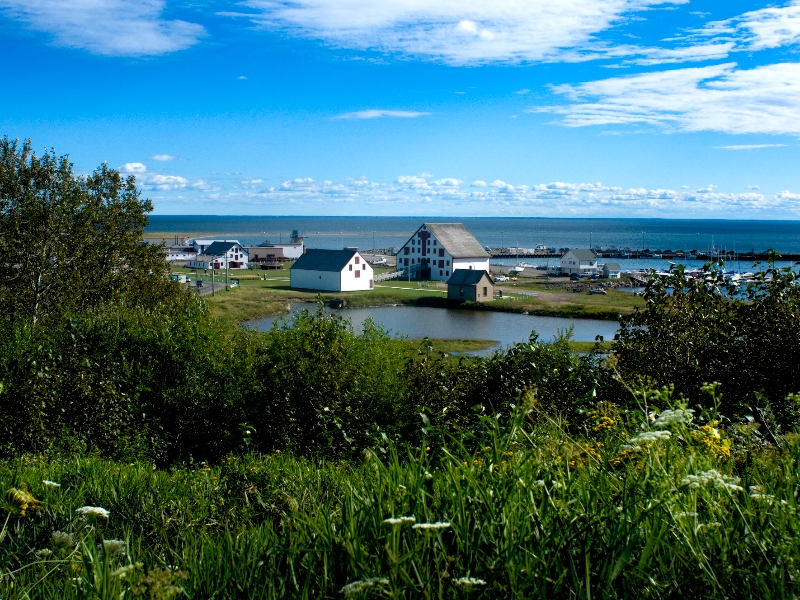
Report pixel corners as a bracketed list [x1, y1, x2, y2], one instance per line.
[292, 249, 357, 272]
[447, 269, 492, 286]
[204, 241, 247, 256]
[564, 248, 597, 261]
[604, 262, 622, 271]
[420, 223, 489, 259]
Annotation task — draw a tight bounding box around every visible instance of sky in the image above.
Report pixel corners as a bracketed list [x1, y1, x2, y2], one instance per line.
[2, 0, 800, 218]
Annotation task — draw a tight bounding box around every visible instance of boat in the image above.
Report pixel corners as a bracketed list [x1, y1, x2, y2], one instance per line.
[510, 265, 525, 273]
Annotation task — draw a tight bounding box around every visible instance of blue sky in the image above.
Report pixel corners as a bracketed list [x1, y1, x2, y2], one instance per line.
[2, 0, 800, 218]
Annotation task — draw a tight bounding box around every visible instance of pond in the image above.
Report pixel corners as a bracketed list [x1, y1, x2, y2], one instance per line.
[246, 303, 619, 356]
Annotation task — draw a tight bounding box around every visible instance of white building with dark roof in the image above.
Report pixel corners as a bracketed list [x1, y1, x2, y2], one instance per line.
[187, 241, 249, 269]
[290, 248, 374, 292]
[560, 249, 599, 276]
[602, 262, 622, 279]
[397, 223, 490, 282]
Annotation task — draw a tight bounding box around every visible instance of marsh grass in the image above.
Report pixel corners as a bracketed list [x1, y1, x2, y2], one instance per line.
[2, 405, 797, 599]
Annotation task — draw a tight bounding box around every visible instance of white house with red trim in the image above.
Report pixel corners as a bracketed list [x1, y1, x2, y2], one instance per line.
[397, 223, 490, 281]
[290, 248, 374, 292]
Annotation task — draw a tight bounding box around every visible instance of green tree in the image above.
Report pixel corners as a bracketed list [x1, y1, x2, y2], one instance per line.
[0, 137, 179, 324]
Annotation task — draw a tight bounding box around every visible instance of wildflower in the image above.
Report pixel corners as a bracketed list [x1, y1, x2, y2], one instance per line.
[340, 578, 390, 596]
[674, 511, 698, 518]
[383, 516, 416, 525]
[52, 531, 76, 550]
[5, 484, 42, 517]
[42, 480, 61, 489]
[750, 493, 776, 503]
[653, 408, 695, 428]
[454, 577, 487, 586]
[35, 549, 54, 558]
[593, 416, 616, 433]
[535, 480, 546, 487]
[630, 431, 672, 444]
[103, 539, 127, 558]
[412, 522, 451, 531]
[619, 444, 643, 452]
[681, 469, 743, 492]
[76, 506, 110, 520]
[112, 563, 143, 579]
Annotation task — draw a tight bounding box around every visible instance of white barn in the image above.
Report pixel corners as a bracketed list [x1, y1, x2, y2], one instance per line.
[290, 249, 374, 292]
[397, 223, 490, 282]
[560, 249, 599, 276]
[602, 262, 622, 279]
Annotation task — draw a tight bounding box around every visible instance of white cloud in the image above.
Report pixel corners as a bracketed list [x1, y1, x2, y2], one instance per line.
[120, 162, 147, 173]
[514, 88, 531, 95]
[539, 62, 800, 135]
[692, 1, 800, 53]
[697, 185, 717, 193]
[471, 180, 488, 187]
[151, 154, 183, 161]
[237, 0, 685, 65]
[238, 75, 248, 80]
[335, 109, 430, 119]
[715, 144, 788, 150]
[0, 0, 205, 55]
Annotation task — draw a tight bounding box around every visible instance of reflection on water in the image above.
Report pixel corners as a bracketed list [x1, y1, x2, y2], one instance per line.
[247, 304, 619, 356]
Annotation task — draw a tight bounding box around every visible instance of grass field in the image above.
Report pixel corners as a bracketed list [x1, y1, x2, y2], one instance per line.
[2, 409, 795, 598]
[173, 264, 644, 326]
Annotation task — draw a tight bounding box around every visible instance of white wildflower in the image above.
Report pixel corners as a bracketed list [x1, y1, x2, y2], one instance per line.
[630, 431, 672, 444]
[682, 469, 742, 492]
[535, 480, 546, 487]
[76, 506, 110, 519]
[750, 493, 776, 504]
[51, 531, 76, 550]
[383, 516, 416, 525]
[674, 511, 698, 519]
[653, 409, 695, 429]
[35, 548, 54, 557]
[102, 539, 126, 558]
[341, 578, 390, 596]
[42, 480, 61, 489]
[749, 485, 763, 494]
[111, 563, 143, 579]
[454, 577, 487, 586]
[412, 522, 451, 531]
[551, 481, 564, 489]
[619, 444, 643, 452]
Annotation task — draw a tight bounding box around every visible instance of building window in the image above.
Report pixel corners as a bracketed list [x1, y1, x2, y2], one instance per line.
[439, 270, 442, 276]
[439, 248, 444, 257]
[355, 256, 360, 264]
[446, 270, 449, 276]
[434, 240, 437, 246]
[362, 264, 366, 270]
[355, 270, 360, 278]
[404, 247, 409, 255]
[446, 260, 449, 266]
[349, 264, 353, 271]
[439, 260, 444, 268]
[459, 287, 464, 297]
[404, 258, 409, 266]
[483, 286, 487, 296]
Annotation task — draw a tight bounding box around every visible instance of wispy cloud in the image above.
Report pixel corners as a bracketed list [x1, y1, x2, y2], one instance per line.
[335, 109, 430, 119]
[234, 0, 686, 65]
[715, 144, 788, 150]
[514, 88, 531, 95]
[119, 162, 208, 192]
[0, 0, 205, 56]
[151, 154, 186, 162]
[538, 62, 800, 135]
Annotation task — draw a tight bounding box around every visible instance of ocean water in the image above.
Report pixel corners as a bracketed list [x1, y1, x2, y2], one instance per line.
[147, 216, 800, 256]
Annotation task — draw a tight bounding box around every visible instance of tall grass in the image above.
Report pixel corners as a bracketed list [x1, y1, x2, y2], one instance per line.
[2, 403, 797, 598]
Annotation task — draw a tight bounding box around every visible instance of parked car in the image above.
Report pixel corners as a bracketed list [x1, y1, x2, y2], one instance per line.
[569, 274, 581, 281]
[591, 273, 600, 280]
[589, 288, 607, 295]
[494, 275, 509, 282]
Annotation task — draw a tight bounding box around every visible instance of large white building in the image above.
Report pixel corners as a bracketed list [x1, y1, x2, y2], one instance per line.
[560, 249, 599, 276]
[290, 248, 374, 292]
[397, 223, 490, 282]
[187, 241, 249, 269]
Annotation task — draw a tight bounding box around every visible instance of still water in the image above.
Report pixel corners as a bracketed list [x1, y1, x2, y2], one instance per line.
[247, 304, 619, 356]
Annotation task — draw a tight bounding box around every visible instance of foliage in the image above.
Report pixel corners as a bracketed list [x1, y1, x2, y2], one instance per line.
[613, 260, 800, 430]
[1, 404, 799, 599]
[0, 137, 182, 324]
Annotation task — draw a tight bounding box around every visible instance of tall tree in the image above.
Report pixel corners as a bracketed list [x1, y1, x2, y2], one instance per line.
[0, 137, 180, 323]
